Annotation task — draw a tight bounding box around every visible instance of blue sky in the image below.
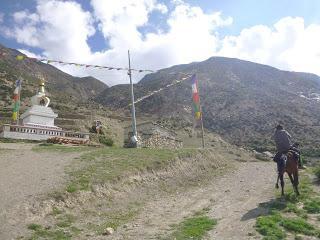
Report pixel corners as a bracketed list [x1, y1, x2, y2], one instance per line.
[2, 0, 320, 51]
[0, 0, 320, 85]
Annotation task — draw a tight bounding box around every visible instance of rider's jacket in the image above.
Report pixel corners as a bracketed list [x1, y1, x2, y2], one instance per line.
[273, 129, 292, 153]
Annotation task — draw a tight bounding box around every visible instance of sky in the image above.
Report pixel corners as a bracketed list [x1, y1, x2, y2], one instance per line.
[0, 0, 320, 86]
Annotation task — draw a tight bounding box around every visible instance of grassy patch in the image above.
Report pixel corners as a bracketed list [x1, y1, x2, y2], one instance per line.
[303, 198, 320, 213]
[32, 144, 92, 153]
[256, 213, 286, 240]
[281, 217, 320, 237]
[66, 184, 78, 193]
[27, 224, 42, 231]
[56, 214, 75, 228]
[256, 170, 320, 240]
[169, 215, 217, 240]
[27, 214, 80, 239]
[50, 207, 63, 216]
[91, 208, 140, 234]
[314, 166, 320, 180]
[27, 223, 72, 240]
[66, 147, 197, 193]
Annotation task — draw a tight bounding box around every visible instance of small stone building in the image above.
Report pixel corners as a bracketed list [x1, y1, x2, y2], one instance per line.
[124, 122, 182, 148]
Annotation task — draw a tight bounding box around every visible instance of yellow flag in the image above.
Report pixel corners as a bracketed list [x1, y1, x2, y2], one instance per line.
[16, 55, 24, 60]
[195, 111, 201, 119]
[12, 112, 17, 121]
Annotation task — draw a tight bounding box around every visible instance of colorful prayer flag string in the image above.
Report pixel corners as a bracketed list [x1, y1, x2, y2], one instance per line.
[10, 54, 154, 73]
[129, 74, 193, 106]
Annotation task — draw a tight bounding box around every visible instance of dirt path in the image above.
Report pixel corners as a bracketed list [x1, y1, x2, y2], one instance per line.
[113, 161, 276, 240]
[0, 143, 277, 240]
[0, 143, 80, 239]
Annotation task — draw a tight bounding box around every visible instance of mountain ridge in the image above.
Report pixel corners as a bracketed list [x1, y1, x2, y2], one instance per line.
[95, 56, 320, 149]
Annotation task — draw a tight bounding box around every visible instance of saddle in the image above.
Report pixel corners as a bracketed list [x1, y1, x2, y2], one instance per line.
[287, 149, 299, 162]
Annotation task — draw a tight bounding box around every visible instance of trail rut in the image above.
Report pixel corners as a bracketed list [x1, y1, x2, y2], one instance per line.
[112, 161, 276, 240]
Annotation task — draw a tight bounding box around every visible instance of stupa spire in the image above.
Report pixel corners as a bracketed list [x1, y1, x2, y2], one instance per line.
[30, 75, 50, 107]
[39, 77, 45, 94]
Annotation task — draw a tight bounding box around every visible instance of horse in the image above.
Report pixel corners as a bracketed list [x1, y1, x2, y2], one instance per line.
[275, 150, 300, 196]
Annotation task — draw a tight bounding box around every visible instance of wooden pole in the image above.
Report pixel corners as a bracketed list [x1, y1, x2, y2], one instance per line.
[199, 111, 205, 148]
[17, 77, 22, 124]
[128, 50, 138, 145]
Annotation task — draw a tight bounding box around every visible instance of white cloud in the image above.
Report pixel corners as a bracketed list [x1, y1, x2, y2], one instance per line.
[90, 0, 168, 49]
[3, 0, 233, 85]
[88, 0, 232, 83]
[3, 1, 320, 87]
[4, 0, 95, 61]
[218, 17, 320, 75]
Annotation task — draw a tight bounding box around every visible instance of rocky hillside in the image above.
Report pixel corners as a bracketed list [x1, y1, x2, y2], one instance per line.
[0, 44, 107, 109]
[0, 44, 109, 128]
[96, 57, 320, 149]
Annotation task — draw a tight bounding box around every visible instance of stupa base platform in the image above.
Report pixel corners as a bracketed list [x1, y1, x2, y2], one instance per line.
[0, 124, 90, 142]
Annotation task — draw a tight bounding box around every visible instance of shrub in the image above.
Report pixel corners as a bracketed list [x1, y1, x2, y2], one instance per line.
[99, 135, 114, 146]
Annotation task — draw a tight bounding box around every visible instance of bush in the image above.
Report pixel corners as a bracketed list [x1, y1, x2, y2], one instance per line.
[314, 167, 320, 180]
[303, 148, 320, 157]
[99, 136, 114, 146]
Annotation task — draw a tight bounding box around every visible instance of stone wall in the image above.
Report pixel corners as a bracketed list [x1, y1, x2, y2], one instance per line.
[124, 122, 183, 149]
[140, 132, 182, 149]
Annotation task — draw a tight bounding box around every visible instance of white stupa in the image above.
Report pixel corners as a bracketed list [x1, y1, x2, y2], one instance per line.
[0, 78, 89, 142]
[20, 80, 61, 130]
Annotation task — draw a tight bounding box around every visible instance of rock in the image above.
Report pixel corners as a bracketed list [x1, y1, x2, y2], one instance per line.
[262, 151, 274, 158]
[103, 227, 114, 235]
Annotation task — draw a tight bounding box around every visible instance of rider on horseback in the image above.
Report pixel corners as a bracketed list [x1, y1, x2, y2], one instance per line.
[273, 124, 304, 171]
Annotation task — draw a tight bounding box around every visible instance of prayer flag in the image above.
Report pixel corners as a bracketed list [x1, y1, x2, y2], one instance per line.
[16, 55, 24, 60]
[12, 78, 22, 121]
[191, 74, 201, 120]
[12, 112, 17, 121]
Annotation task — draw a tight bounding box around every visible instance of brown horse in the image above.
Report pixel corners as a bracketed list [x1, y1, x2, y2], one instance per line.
[275, 151, 300, 196]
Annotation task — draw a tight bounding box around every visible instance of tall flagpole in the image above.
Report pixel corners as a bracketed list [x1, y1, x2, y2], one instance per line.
[17, 80, 21, 123]
[128, 50, 138, 147]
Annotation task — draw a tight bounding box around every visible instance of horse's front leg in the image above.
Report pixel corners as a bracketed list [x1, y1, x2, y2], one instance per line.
[279, 173, 285, 196]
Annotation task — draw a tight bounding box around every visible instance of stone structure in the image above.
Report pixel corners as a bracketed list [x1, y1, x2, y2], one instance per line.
[124, 122, 182, 148]
[0, 79, 89, 142]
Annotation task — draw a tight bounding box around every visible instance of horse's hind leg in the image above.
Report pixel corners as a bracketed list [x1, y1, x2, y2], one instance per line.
[293, 172, 300, 195]
[275, 174, 280, 189]
[288, 173, 296, 194]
